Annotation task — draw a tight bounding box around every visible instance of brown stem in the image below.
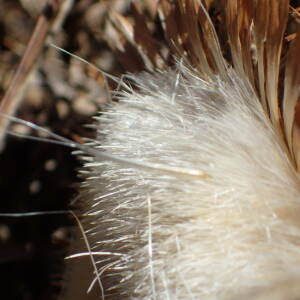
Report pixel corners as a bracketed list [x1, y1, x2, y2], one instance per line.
[0, 0, 66, 150]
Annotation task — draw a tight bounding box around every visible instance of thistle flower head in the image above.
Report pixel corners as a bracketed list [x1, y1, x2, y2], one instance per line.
[78, 1, 300, 299]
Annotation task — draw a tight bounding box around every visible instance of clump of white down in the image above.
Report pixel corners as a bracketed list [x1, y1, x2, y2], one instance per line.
[81, 64, 300, 299]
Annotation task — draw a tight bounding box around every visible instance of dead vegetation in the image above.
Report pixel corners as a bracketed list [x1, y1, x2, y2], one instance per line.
[1, 0, 300, 299]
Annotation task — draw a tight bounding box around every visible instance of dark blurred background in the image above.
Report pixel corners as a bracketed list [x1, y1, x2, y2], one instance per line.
[0, 0, 129, 299]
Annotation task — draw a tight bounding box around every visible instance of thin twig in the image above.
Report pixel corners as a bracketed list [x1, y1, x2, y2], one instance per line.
[0, 0, 69, 150]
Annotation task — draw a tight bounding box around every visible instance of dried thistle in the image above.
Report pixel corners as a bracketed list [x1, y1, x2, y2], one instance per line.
[72, 0, 300, 299]
[2, 0, 300, 299]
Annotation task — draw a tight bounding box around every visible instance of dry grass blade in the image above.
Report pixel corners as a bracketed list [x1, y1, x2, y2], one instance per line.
[253, 0, 270, 112]
[252, 0, 289, 137]
[177, 0, 214, 78]
[194, 0, 227, 79]
[226, 0, 255, 87]
[283, 25, 300, 168]
[226, 0, 241, 72]
[0, 0, 69, 150]
[265, 0, 289, 134]
[159, 0, 227, 80]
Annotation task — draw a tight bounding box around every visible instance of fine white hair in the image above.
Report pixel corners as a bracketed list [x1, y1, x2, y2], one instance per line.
[79, 62, 300, 299]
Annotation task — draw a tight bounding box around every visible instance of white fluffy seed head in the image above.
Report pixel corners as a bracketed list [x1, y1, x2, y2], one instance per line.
[79, 63, 300, 299]
[60, 1, 300, 299]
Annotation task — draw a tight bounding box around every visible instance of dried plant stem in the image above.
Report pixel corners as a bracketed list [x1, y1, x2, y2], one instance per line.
[0, 0, 69, 150]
